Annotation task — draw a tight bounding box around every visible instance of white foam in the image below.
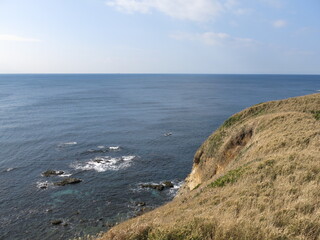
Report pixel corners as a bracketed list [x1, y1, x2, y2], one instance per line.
[59, 173, 72, 177]
[109, 146, 120, 150]
[64, 142, 77, 145]
[6, 168, 14, 172]
[169, 181, 184, 196]
[37, 181, 53, 189]
[71, 155, 135, 172]
[97, 145, 106, 149]
[122, 155, 135, 161]
[58, 142, 77, 147]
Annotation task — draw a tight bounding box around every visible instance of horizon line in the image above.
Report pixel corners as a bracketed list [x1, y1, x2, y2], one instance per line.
[0, 73, 320, 75]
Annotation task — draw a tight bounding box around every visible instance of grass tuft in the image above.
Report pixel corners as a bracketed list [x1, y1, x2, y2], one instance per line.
[208, 167, 245, 188]
[311, 110, 320, 120]
[222, 114, 242, 128]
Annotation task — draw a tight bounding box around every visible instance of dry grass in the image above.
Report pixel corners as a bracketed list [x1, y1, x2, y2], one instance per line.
[97, 93, 320, 240]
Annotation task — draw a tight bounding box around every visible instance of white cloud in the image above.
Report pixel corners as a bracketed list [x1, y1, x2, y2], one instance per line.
[273, 19, 287, 28]
[170, 31, 255, 46]
[0, 34, 41, 42]
[106, 0, 224, 21]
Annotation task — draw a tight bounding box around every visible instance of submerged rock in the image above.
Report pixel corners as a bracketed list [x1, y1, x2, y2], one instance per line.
[82, 148, 109, 155]
[54, 177, 82, 186]
[135, 206, 153, 217]
[140, 184, 165, 191]
[136, 202, 146, 207]
[141, 181, 174, 191]
[51, 219, 62, 225]
[42, 170, 64, 177]
[94, 158, 106, 163]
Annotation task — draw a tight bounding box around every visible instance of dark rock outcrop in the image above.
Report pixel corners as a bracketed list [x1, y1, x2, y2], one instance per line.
[162, 181, 174, 188]
[141, 184, 164, 191]
[54, 177, 82, 186]
[51, 220, 62, 225]
[42, 170, 64, 177]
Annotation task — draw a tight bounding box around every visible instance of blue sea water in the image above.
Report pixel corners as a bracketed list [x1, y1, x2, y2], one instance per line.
[0, 74, 319, 239]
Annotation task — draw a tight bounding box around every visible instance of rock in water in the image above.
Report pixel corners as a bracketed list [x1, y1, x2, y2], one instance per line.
[42, 170, 64, 177]
[140, 184, 165, 191]
[51, 220, 62, 225]
[54, 177, 82, 186]
[162, 181, 174, 188]
[136, 202, 146, 207]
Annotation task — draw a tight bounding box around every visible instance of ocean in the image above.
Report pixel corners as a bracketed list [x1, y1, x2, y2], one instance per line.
[0, 74, 319, 239]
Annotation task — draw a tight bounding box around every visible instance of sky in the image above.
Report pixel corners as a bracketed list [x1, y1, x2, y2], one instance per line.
[0, 0, 319, 74]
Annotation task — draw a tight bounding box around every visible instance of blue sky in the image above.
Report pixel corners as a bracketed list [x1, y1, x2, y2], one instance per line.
[0, 0, 319, 73]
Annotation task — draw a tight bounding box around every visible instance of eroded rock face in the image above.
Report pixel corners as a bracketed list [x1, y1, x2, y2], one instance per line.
[42, 170, 64, 177]
[54, 178, 82, 186]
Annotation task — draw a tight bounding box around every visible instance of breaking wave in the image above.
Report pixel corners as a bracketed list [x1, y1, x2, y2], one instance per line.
[71, 155, 136, 172]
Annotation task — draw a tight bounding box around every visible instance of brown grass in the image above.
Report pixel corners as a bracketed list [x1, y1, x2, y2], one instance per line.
[97, 93, 320, 240]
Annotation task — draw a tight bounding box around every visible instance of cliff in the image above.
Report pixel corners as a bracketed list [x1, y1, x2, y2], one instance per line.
[98, 93, 320, 240]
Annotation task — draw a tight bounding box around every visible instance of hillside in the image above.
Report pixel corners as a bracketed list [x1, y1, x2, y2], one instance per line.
[98, 93, 320, 240]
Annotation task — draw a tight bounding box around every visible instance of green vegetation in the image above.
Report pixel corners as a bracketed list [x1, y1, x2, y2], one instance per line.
[250, 105, 267, 117]
[206, 130, 225, 156]
[208, 167, 245, 188]
[311, 110, 320, 120]
[222, 104, 267, 129]
[222, 114, 242, 128]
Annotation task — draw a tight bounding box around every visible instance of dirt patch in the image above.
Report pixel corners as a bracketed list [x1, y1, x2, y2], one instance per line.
[218, 127, 253, 168]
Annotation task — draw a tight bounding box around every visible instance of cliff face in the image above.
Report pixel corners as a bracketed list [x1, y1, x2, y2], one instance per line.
[99, 93, 320, 240]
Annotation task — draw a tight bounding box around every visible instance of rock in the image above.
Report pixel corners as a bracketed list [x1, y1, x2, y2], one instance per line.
[136, 202, 146, 207]
[51, 220, 62, 225]
[141, 184, 164, 191]
[94, 159, 104, 163]
[106, 222, 115, 228]
[54, 178, 82, 186]
[162, 181, 174, 188]
[39, 183, 49, 189]
[42, 170, 64, 177]
[135, 206, 153, 217]
[83, 149, 108, 155]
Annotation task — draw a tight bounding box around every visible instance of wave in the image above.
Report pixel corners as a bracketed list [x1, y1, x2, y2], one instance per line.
[109, 146, 120, 150]
[82, 146, 121, 155]
[58, 173, 72, 177]
[71, 155, 136, 172]
[168, 180, 184, 197]
[58, 142, 77, 147]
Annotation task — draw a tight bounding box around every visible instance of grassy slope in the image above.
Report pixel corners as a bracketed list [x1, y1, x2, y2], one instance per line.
[98, 93, 320, 240]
